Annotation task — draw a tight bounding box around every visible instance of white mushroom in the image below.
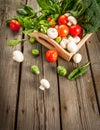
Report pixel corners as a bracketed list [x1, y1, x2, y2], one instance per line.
[67, 41, 77, 52]
[39, 79, 50, 91]
[68, 36, 75, 43]
[68, 16, 77, 25]
[60, 38, 69, 49]
[67, 21, 72, 26]
[73, 53, 82, 63]
[47, 28, 58, 39]
[64, 13, 70, 17]
[74, 36, 81, 44]
[13, 50, 24, 62]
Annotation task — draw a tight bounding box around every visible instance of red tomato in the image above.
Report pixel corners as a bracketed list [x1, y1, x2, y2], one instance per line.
[10, 20, 20, 31]
[69, 24, 82, 37]
[58, 15, 68, 25]
[58, 25, 69, 37]
[47, 17, 52, 22]
[46, 49, 58, 62]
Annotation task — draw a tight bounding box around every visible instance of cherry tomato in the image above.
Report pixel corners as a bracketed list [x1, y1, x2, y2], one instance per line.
[69, 24, 82, 37]
[47, 17, 52, 22]
[52, 24, 56, 28]
[58, 15, 68, 25]
[58, 25, 69, 37]
[46, 49, 58, 62]
[10, 20, 21, 31]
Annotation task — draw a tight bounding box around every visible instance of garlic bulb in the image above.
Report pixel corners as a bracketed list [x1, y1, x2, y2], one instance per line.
[47, 28, 58, 39]
[13, 50, 24, 62]
[73, 53, 82, 63]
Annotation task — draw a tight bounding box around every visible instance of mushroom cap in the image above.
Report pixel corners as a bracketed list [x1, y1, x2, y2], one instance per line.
[73, 53, 82, 63]
[67, 42, 77, 52]
[40, 79, 50, 89]
[47, 28, 58, 39]
[13, 50, 24, 62]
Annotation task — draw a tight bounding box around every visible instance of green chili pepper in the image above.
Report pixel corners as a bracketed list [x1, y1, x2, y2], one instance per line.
[31, 65, 40, 75]
[32, 49, 39, 56]
[57, 66, 67, 76]
[68, 62, 90, 80]
[29, 37, 35, 44]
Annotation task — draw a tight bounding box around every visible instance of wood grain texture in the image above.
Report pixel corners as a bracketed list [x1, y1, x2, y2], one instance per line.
[0, 0, 25, 130]
[17, 0, 60, 130]
[86, 33, 100, 107]
[0, 0, 100, 130]
[58, 34, 100, 130]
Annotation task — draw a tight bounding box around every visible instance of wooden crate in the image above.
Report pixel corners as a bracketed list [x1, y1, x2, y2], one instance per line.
[29, 31, 92, 61]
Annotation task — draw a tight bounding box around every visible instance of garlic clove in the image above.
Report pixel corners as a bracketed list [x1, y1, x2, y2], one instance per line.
[73, 53, 82, 63]
[13, 50, 24, 62]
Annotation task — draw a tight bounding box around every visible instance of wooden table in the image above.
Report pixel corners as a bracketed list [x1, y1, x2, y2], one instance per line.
[0, 0, 100, 130]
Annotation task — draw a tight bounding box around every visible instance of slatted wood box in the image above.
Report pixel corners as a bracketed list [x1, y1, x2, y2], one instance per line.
[29, 31, 92, 61]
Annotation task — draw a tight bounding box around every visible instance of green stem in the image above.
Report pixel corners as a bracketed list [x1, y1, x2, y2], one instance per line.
[82, 61, 90, 68]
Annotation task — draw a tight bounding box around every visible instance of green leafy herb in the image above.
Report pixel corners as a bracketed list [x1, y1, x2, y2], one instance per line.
[6, 1, 100, 36]
[7, 39, 26, 46]
[68, 62, 90, 80]
[17, 9, 28, 16]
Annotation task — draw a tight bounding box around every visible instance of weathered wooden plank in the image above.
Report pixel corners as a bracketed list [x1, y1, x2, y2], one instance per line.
[86, 32, 100, 107]
[0, 0, 25, 130]
[17, 0, 60, 130]
[57, 58, 83, 130]
[75, 39, 100, 130]
[58, 34, 100, 130]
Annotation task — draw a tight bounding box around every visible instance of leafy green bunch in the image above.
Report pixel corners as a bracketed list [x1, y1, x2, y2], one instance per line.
[7, 0, 100, 34]
[37, 0, 100, 33]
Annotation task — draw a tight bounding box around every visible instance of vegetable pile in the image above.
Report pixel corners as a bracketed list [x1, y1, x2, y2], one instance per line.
[6, 0, 100, 81]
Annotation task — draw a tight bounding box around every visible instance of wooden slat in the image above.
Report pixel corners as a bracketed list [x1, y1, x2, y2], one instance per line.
[58, 59, 83, 130]
[58, 35, 100, 130]
[17, 0, 60, 130]
[86, 33, 100, 106]
[0, 0, 25, 130]
[76, 39, 100, 130]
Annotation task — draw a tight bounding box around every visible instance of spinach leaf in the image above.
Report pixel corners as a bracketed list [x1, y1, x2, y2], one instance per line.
[79, 0, 100, 33]
[7, 39, 26, 46]
[17, 9, 28, 16]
